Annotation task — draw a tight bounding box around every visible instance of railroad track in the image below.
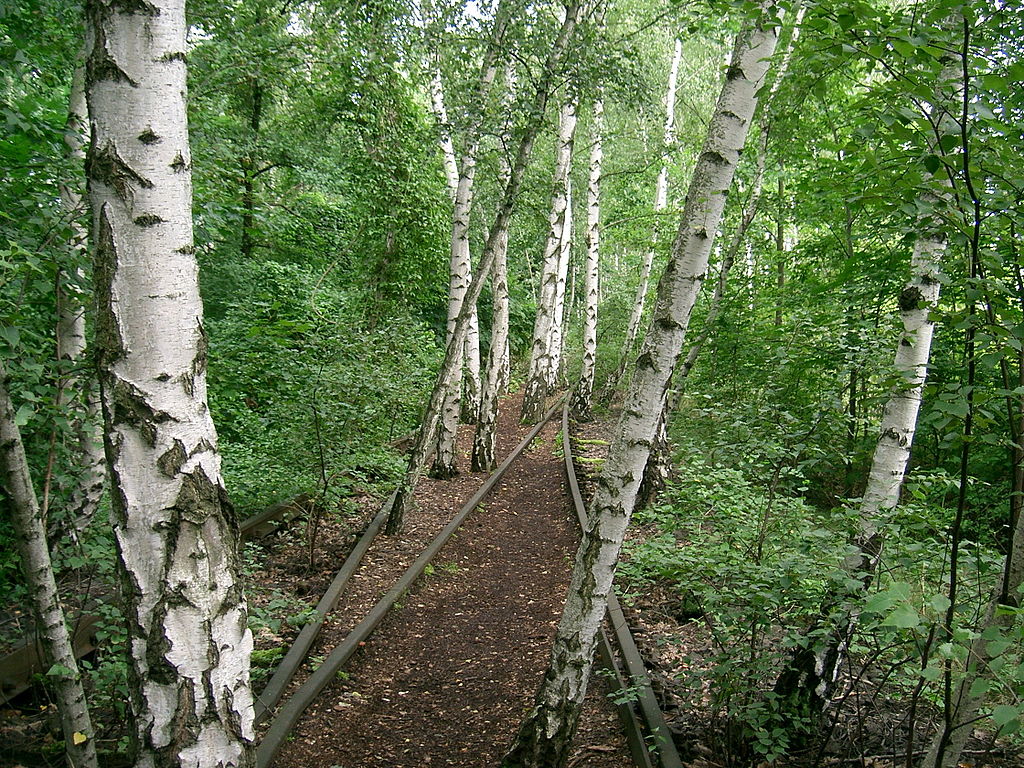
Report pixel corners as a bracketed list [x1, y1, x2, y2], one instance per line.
[254, 398, 681, 768]
[4, 397, 681, 767]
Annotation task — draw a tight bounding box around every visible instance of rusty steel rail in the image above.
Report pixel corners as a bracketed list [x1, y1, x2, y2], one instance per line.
[256, 398, 566, 768]
[253, 492, 395, 723]
[561, 403, 683, 768]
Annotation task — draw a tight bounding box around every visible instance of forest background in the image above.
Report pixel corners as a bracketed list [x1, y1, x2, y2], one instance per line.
[2, 0, 1024, 765]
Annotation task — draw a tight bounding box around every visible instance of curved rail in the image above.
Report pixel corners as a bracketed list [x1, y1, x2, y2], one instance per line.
[256, 398, 566, 768]
[561, 403, 683, 768]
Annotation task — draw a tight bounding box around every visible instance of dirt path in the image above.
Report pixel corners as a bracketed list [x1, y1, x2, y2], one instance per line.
[270, 395, 632, 767]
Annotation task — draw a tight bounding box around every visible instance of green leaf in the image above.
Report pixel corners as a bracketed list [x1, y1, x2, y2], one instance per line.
[929, 594, 951, 613]
[991, 704, 1020, 728]
[882, 604, 920, 629]
[923, 154, 942, 174]
[14, 403, 33, 427]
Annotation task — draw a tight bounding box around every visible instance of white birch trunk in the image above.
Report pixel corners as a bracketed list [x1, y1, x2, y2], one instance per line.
[504, 9, 781, 764]
[1, 363, 98, 768]
[57, 63, 106, 532]
[462, 306, 482, 424]
[472, 116, 514, 472]
[776, 54, 954, 712]
[387, 0, 584, 533]
[521, 98, 578, 422]
[84, 2, 255, 765]
[570, 97, 603, 422]
[549, 177, 573, 383]
[429, 69, 460, 200]
[603, 38, 682, 397]
[430, 7, 507, 477]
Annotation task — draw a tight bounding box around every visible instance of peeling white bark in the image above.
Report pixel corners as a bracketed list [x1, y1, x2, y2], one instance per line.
[1, 363, 98, 768]
[84, 1, 254, 766]
[522, 98, 578, 422]
[505, 8, 781, 764]
[571, 98, 603, 421]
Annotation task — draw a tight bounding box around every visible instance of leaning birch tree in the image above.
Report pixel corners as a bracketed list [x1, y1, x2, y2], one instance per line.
[521, 97, 578, 422]
[386, 0, 587, 534]
[48, 61, 105, 536]
[84, 1, 255, 765]
[504, 6, 782, 763]
[1, 361, 98, 768]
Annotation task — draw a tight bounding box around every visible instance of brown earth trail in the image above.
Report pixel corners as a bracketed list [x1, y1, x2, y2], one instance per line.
[271, 394, 632, 767]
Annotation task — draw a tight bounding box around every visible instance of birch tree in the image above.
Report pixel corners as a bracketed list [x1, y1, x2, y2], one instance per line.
[773, 41, 957, 718]
[472, 66, 516, 472]
[521, 97, 578, 422]
[84, 1, 255, 765]
[602, 37, 682, 397]
[636, 4, 803, 507]
[387, 0, 587, 534]
[504, 6, 781, 763]
[1, 361, 98, 768]
[430, 2, 510, 477]
[570, 96, 603, 421]
[56, 62, 105, 533]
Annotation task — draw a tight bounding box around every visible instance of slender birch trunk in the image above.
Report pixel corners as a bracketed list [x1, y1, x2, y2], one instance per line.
[387, 0, 585, 534]
[504, 9, 781, 764]
[570, 97, 603, 422]
[549, 176, 573, 383]
[637, 110, 770, 509]
[521, 98, 578, 423]
[1, 363, 98, 768]
[429, 68, 461, 200]
[472, 102, 514, 472]
[775, 45, 956, 715]
[430, 5, 509, 477]
[84, 2, 255, 765]
[602, 38, 681, 398]
[636, 4, 802, 510]
[53, 63, 107, 533]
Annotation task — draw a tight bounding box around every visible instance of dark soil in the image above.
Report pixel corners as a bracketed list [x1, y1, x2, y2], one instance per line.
[258, 391, 632, 767]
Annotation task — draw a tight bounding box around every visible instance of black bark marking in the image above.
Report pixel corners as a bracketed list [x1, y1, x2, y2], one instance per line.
[161, 51, 187, 63]
[137, 128, 160, 144]
[726, 64, 744, 81]
[110, 378, 171, 448]
[133, 213, 165, 227]
[157, 439, 187, 478]
[898, 285, 924, 312]
[93, 207, 126, 366]
[87, 24, 137, 86]
[173, 466, 222, 526]
[170, 152, 188, 173]
[88, 141, 152, 204]
[175, 244, 196, 255]
[700, 149, 730, 166]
